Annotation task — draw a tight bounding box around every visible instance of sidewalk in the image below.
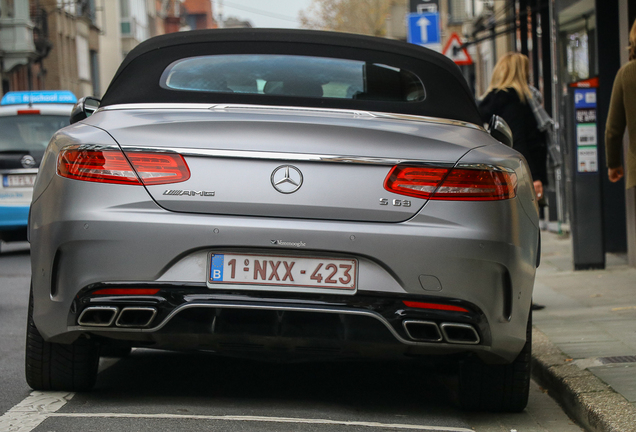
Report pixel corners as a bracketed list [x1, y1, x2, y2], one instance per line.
[531, 230, 636, 432]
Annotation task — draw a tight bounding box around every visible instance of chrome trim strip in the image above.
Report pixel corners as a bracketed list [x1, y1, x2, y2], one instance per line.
[211, 104, 376, 118]
[439, 322, 481, 345]
[98, 103, 213, 112]
[0, 168, 39, 175]
[98, 103, 484, 131]
[402, 320, 443, 342]
[119, 145, 454, 167]
[371, 112, 483, 130]
[71, 302, 445, 347]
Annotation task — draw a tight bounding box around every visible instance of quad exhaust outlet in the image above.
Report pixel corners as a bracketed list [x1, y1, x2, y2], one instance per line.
[403, 320, 480, 344]
[115, 307, 157, 328]
[77, 306, 119, 327]
[440, 323, 480, 344]
[78, 306, 157, 328]
[402, 320, 443, 342]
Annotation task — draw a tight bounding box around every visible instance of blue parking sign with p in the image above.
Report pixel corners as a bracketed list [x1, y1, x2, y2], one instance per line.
[407, 13, 440, 46]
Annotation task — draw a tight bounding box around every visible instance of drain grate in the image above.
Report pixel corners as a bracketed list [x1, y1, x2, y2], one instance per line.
[599, 355, 636, 365]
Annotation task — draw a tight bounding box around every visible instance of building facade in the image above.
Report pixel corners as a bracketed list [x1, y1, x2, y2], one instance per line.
[0, 0, 52, 94]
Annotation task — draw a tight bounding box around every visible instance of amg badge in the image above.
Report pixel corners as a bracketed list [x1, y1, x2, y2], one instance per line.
[163, 190, 215, 196]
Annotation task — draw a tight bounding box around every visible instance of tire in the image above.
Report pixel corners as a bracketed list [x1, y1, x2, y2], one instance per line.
[25, 288, 99, 391]
[459, 310, 532, 412]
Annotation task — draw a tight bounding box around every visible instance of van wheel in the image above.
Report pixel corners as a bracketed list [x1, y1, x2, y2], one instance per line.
[25, 288, 99, 391]
[459, 310, 532, 412]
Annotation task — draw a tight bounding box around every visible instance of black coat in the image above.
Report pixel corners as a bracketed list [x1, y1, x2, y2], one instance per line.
[479, 88, 547, 184]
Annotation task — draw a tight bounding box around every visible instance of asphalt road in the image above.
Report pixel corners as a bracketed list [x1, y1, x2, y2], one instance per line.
[0, 242, 583, 432]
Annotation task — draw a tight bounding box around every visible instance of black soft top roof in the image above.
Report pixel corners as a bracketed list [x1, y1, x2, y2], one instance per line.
[101, 29, 481, 125]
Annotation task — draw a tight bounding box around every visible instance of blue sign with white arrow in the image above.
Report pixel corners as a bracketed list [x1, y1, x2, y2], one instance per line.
[407, 12, 440, 46]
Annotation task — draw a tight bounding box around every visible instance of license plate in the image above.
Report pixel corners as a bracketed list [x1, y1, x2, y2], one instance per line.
[3, 174, 36, 188]
[208, 253, 357, 291]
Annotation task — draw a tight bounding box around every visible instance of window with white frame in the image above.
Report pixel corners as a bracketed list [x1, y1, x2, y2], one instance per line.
[76, 36, 91, 81]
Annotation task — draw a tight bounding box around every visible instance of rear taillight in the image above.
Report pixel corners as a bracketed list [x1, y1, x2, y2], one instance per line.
[57, 147, 190, 185]
[125, 152, 191, 185]
[384, 165, 517, 201]
[17, 109, 40, 115]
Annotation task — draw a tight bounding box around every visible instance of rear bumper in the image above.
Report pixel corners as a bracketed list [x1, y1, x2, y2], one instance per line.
[30, 180, 538, 364]
[69, 285, 486, 359]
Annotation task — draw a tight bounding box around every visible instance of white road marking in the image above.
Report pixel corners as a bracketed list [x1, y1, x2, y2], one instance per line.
[0, 391, 74, 432]
[47, 413, 474, 431]
[0, 394, 474, 432]
[1, 353, 471, 432]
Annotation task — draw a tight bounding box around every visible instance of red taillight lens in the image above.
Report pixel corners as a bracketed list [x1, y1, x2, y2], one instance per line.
[383, 166, 450, 199]
[125, 151, 190, 185]
[433, 168, 517, 200]
[402, 301, 469, 313]
[57, 147, 190, 185]
[384, 166, 517, 201]
[17, 109, 40, 115]
[58, 148, 141, 184]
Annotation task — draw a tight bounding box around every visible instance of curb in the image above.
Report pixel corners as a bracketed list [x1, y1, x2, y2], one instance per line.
[531, 327, 636, 432]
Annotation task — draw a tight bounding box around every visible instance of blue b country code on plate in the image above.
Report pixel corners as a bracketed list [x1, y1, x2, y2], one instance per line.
[210, 254, 225, 281]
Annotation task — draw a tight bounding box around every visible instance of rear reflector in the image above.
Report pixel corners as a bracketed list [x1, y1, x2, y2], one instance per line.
[92, 288, 160, 295]
[384, 165, 517, 201]
[17, 109, 40, 115]
[403, 301, 469, 313]
[57, 147, 190, 185]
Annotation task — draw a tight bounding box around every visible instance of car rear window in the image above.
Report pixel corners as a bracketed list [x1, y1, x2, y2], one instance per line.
[160, 55, 426, 102]
[0, 115, 69, 152]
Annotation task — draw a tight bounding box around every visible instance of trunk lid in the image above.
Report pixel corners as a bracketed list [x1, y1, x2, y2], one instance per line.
[92, 106, 491, 222]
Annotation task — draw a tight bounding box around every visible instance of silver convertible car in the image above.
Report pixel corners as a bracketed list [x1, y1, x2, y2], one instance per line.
[26, 29, 539, 412]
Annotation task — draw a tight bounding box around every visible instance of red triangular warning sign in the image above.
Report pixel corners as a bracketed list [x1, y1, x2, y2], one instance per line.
[442, 33, 473, 66]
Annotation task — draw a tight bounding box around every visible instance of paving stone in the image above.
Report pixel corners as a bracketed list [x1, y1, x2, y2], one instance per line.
[556, 341, 634, 360]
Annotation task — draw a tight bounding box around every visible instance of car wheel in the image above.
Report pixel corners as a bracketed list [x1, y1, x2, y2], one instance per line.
[459, 310, 532, 412]
[25, 287, 99, 391]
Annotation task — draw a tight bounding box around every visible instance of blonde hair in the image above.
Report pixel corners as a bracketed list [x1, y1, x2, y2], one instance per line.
[485, 52, 532, 103]
[630, 19, 636, 61]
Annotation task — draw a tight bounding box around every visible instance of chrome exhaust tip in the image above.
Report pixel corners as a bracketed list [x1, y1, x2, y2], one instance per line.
[115, 307, 157, 328]
[440, 323, 480, 344]
[402, 320, 443, 342]
[78, 306, 119, 327]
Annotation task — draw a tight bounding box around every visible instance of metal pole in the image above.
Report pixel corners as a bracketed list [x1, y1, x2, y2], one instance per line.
[548, 0, 566, 231]
[218, 0, 224, 28]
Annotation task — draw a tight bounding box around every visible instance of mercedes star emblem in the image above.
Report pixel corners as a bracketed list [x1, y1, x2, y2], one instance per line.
[271, 165, 303, 194]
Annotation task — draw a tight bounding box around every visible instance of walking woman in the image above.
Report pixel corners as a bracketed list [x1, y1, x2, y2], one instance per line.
[478, 53, 547, 200]
[606, 19, 636, 189]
